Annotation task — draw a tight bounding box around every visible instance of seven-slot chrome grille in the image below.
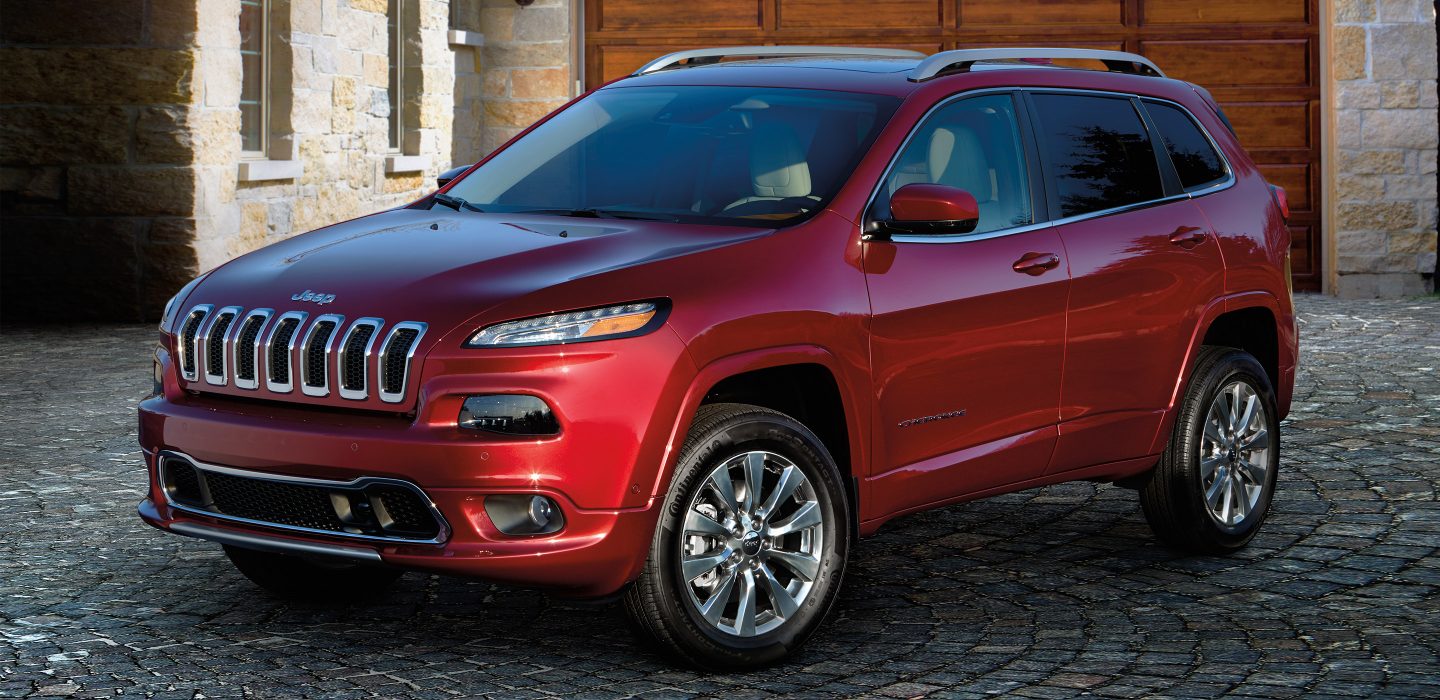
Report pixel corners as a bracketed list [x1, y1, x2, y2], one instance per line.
[174, 305, 426, 404]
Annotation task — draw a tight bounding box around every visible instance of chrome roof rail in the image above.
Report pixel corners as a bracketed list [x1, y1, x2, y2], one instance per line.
[909, 48, 1165, 82]
[633, 46, 927, 76]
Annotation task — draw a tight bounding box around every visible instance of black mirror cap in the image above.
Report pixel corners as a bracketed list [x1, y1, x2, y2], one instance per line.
[436, 163, 473, 189]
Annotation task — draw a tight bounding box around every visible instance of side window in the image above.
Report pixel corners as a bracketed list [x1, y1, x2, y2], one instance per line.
[1144, 101, 1228, 192]
[1031, 94, 1163, 218]
[876, 93, 1032, 234]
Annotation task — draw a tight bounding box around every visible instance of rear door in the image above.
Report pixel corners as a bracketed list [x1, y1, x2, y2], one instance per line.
[1025, 91, 1226, 474]
[862, 91, 1069, 517]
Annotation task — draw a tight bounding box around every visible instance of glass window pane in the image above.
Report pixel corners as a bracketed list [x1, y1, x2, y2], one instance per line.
[388, 0, 400, 149]
[877, 93, 1033, 233]
[240, 103, 262, 152]
[1145, 101, 1227, 191]
[1032, 94, 1163, 218]
[239, 0, 265, 153]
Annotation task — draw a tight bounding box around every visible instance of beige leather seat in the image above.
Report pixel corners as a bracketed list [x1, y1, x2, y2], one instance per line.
[888, 123, 1030, 232]
[721, 123, 819, 215]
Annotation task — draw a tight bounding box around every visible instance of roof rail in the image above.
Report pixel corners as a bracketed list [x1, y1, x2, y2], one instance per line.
[633, 46, 927, 76]
[909, 48, 1165, 82]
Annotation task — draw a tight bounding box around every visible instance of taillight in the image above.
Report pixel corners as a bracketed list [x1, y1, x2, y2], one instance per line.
[1268, 184, 1290, 222]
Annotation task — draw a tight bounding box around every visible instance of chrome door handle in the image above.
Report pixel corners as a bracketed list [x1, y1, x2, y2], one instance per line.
[1169, 226, 1207, 248]
[1012, 252, 1061, 276]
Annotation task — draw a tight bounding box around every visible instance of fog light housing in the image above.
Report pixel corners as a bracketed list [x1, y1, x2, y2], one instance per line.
[485, 494, 565, 535]
[458, 395, 558, 435]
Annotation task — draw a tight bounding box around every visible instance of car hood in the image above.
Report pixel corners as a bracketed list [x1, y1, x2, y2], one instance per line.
[190, 207, 769, 331]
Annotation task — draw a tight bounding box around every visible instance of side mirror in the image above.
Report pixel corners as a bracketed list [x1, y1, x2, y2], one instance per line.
[437, 163, 473, 189]
[867, 183, 980, 240]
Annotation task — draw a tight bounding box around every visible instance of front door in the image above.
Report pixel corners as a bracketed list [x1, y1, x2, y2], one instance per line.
[862, 92, 1069, 518]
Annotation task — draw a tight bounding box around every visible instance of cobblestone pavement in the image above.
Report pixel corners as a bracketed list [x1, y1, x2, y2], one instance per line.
[2, 295, 1438, 699]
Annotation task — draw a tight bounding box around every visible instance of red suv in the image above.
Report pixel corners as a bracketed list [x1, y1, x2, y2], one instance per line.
[140, 47, 1298, 668]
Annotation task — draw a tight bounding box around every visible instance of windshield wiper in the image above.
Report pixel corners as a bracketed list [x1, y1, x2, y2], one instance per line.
[517, 208, 680, 222]
[432, 192, 484, 213]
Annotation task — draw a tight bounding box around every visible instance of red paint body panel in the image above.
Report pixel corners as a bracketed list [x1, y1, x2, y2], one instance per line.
[139, 59, 1297, 596]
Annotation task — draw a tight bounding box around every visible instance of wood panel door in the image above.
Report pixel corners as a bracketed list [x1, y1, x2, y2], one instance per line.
[582, 0, 1323, 290]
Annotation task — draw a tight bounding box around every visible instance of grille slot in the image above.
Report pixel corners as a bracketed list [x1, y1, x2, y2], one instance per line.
[160, 454, 445, 542]
[337, 319, 382, 400]
[301, 316, 341, 395]
[236, 312, 267, 380]
[378, 323, 426, 403]
[267, 316, 302, 388]
[206, 312, 236, 377]
[178, 306, 211, 380]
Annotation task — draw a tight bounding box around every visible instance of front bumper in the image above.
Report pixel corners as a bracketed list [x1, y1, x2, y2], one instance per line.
[138, 326, 695, 597]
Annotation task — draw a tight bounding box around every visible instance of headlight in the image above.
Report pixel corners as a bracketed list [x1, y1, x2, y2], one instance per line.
[465, 301, 666, 347]
[158, 272, 210, 333]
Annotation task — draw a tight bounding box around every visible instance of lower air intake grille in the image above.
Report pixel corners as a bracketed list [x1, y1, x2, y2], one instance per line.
[161, 455, 445, 542]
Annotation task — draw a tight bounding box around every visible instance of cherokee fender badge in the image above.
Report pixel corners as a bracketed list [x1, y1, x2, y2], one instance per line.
[291, 290, 337, 305]
[898, 409, 966, 428]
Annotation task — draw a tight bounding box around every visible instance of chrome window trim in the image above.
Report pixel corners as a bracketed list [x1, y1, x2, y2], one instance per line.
[299, 313, 344, 397]
[863, 87, 1236, 246]
[231, 308, 273, 390]
[200, 306, 243, 386]
[263, 310, 308, 394]
[177, 304, 214, 382]
[158, 450, 452, 546]
[377, 321, 427, 404]
[337, 317, 385, 401]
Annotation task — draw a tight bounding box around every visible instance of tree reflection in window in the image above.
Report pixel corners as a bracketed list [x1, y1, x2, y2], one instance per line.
[1032, 94, 1163, 218]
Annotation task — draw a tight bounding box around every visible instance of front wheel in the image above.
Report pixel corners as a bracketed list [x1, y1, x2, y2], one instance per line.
[624, 403, 850, 670]
[1139, 346, 1281, 553]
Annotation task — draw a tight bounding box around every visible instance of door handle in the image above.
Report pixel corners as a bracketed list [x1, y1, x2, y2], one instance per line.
[1012, 252, 1061, 276]
[1169, 226, 1207, 248]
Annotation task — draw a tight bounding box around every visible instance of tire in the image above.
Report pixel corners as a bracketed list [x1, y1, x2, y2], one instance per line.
[624, 403, 851, 670]
[1139, 346, 1281, 553]
[223, 545, 404, 600]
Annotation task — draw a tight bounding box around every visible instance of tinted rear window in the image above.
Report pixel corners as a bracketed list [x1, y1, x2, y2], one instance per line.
[1145, 101, 1228, 191]
[1031, 94, 1163, 218]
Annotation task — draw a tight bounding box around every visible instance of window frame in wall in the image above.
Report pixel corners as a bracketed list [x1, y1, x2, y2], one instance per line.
[237, 0, 300, 182]
[384, 0, 428, 174]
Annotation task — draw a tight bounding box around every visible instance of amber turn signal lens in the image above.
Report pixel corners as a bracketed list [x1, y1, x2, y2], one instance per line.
[580, 309, 656, 337]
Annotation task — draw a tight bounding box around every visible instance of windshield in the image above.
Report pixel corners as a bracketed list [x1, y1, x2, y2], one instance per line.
[444, 86, 901, 226]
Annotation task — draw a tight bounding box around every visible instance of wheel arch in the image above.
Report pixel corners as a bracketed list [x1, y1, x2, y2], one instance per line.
[649, 346, 868, 529]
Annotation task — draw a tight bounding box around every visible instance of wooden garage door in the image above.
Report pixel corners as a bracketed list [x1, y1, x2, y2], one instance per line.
[584, 0, 1322, 290]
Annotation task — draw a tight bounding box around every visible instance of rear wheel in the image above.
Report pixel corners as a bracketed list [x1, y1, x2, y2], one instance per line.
[624, 403, 850, 670]
[223, 545, 404, 600]
[1139, 346, 1280, 553]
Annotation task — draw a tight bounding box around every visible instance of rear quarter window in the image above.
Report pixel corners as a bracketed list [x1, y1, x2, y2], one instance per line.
[1030, 93, 1164, 219]
[1144, 100, 1228, 192]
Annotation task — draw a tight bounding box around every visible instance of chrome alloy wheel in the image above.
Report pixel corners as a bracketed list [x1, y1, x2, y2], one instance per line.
[1201, 380, 1272, 527]
[679, 450, 824, 637]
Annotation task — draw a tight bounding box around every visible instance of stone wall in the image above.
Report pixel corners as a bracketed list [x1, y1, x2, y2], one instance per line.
[191, 0, 455, 274]
[0, 0, 203, 320]
[473, 0, 575, 157]
[1332, 0, 1438, 297]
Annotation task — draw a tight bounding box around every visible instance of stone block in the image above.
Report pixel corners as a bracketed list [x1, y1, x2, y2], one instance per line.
[1336, 230, 1389, 255]
[0, 48, 195, 105]
[383, 173, 424, 194]
[1370, 24, 1438, 80]
[0, 166, 64, 202]
[1333, 26, 1368, 81]
[1337, 82, 1382, 109]
[1337, 253, 1417, 274]
[135, 106, 197, 164]
[1337, 174, 1385, 202]
[67, 166, 195, 216]
[482, 41, 568, 68]
[1338, 201, 1420, 231]
[482, 99, 565, 128]
[482, 69, 508, 97]
[511, 67, 568, 99]
[1334, 0, 1376, 22]
[1334, 272, 1428, 297]
[140, 217, 201, 316]
[147, 0, 201, 48]
[350, 0, 387, 13]
[1388, 231, 1438, 255]
[0, 216, 146, 320]
[0, 106, 131, 166]
[1338, 149, 1408, 174]
[0, 0, 144, 45]
[364, 53, 389, 87]
[1385, 174, 1438, 200]
[479, 7, 515, 42]
[513, 6, 568, 41]
[1375, 0, 1427, 21]
[1363, 109, 1440, 149]
[1380, 81, 1420, 109]
[332, 76, 358, 132]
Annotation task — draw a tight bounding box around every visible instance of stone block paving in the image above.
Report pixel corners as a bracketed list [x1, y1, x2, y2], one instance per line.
[1, 295, 1437, 698]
